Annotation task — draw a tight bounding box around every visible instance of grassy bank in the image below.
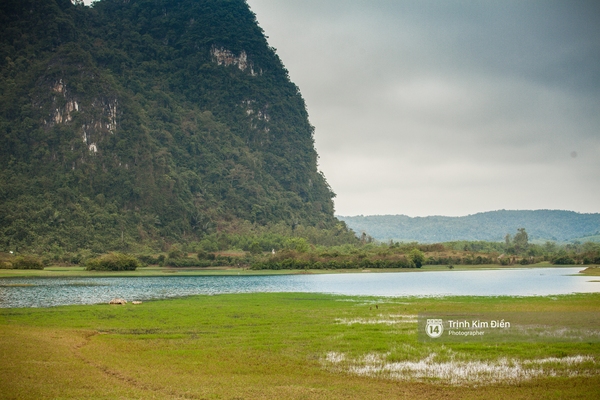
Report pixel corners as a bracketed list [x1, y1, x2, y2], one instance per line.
[581, 266, 600, 276]
[1, 293, 599, 399]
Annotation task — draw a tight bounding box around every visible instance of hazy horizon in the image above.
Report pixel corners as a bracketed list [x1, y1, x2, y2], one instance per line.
[336, 208, 600, 218]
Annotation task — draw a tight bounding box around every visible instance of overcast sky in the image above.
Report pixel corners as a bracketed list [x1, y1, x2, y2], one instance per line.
[84, 1, 600, 217]
[243, 0, 600, 217]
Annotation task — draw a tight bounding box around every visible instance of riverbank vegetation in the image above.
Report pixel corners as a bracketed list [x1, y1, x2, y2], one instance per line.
[1, 292, 598, 399]
[1, 228, 599, 275]
[0, 253, 44, 270]
[84, 252, 143, 271]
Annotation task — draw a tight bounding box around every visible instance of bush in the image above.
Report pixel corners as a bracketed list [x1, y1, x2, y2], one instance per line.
[12, 256, 45, 270]
[250, 255, 419, 270]
[198, 251, 216, 260]
[168, 246, 185, 259]
[408, 248, 425, 268]
[248, 242, 262, 255]
[164, 258, 213, 267]
[138, 255, 162, 265]
[552, 255, 576, 265]
[85, 253, 142, 271]
[499, 257, 511, 265]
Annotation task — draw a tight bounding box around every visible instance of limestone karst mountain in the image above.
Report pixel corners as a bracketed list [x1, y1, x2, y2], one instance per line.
[0, 0, 341, 251]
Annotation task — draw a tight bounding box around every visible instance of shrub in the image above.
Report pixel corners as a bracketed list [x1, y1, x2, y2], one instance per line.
[198, 251, 216, 260]
[499, 257, 511, 265]
[12, 256, 45, 270]
[408, 248, 425, 268]
[138, 255, 162, 265]
[85, 253, 142, 271]
[552, 255, 576, 265]
[168, 246, 185, 259]
[164, 258, 213, 267]
[248, 242, 262, 255]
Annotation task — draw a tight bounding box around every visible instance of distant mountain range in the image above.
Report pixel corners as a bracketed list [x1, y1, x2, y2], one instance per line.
[338, 210, 600, 243]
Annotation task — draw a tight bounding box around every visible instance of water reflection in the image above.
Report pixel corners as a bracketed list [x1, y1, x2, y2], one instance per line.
[0, 267, 596, 308]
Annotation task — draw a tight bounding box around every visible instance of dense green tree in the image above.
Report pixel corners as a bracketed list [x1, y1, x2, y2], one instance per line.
[409, 248, 425, 268]
[513, 228, 529, 254]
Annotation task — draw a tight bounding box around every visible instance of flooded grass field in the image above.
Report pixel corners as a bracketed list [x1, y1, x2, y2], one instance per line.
[1, 292, 599, 399]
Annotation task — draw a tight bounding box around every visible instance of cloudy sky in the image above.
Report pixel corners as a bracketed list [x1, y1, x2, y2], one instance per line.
[243, 0, 600, 217]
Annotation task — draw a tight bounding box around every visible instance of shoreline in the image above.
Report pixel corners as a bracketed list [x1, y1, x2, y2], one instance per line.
[0, 262, 593, 278]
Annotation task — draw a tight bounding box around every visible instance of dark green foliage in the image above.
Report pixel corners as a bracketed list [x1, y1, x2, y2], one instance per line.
[247, 236, 600, 269]
[85, 252, 142, 271]
[248, 242, 262, 255]
[9, 255, 45, 270]
[188, 222, 357, 253]
[425, 255, 497, 265]
[444, 241, 505, 253]
[164, 258, 214, 268]
[552, 255, 576, 265]
[0, 0, 342, 253]
[547, 242, 600, 265]
[251, 247, 420, 270]
[197, 251, 216, 260]
[513, 228, 529, 252]
[165, 254, 249, 268]
[408, 248, 425, 268]
[504, 228, 530, 255]
[252, 257, 417, 270]
[167, 246, 185, 260]
[137, 254, 162, 265]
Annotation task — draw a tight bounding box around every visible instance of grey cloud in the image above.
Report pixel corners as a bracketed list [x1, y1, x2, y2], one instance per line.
[247, 0, 600, 214]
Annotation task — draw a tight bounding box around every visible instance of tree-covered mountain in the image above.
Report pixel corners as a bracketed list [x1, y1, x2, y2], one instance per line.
[339, 210, 600, 243]
[0, 0, 346, 252]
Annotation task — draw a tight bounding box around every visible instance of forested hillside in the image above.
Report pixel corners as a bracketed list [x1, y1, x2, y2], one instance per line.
[339, 210, 600, 243]
[0, 0, 349, 252]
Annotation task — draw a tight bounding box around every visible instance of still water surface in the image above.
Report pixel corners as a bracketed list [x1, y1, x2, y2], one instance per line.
[0, 267, 597, 308]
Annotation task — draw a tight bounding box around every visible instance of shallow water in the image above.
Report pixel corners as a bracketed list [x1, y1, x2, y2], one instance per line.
[0, 267, 596, 308]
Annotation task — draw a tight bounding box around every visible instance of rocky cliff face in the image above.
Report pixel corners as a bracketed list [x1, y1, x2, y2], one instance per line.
[43, 78, 118, 154]
[0, 0, 338, 251]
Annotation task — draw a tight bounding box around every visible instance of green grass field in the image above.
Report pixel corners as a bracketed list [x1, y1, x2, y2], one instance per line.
[1, 292, 599, 399]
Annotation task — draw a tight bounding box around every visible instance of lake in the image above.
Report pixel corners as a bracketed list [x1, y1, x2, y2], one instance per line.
[0, 267, 597, 308]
